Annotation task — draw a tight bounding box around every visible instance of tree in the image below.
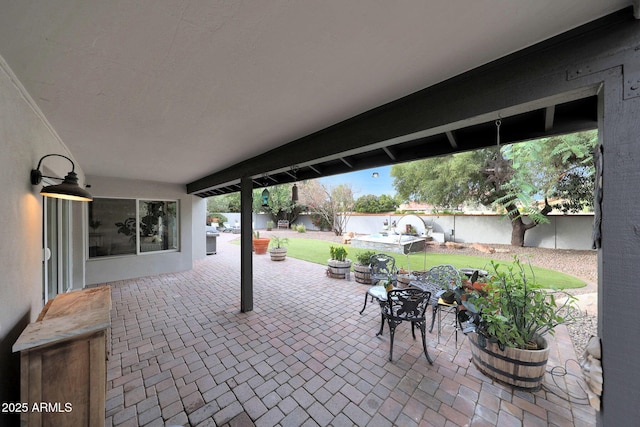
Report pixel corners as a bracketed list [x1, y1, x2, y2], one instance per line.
[391, 131, 597, 246]
[354, 194, 398, 213]
[495, 131, 597, 245]
[299, 180, 355, 235]
[206, 195, 230, 213]
[254, 184, 302, 225]
[392, 150, 491, 210]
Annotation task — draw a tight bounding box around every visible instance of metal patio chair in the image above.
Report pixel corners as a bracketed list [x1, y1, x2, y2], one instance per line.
[377, 288, 433, 363]
[358, 254, 397, 315]
[426, 264, 463, 343]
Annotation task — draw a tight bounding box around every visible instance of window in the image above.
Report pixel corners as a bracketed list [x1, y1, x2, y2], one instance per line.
[88, 198, 178, 258]
[139, 200, 178, 253]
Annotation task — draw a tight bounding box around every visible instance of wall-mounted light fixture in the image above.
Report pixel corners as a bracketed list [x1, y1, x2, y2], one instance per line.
[31, 154, 93, 202]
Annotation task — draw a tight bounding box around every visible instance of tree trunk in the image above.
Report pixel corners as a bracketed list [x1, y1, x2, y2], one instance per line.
[507, 199, 551, 246]
[510, 217, 528, 246]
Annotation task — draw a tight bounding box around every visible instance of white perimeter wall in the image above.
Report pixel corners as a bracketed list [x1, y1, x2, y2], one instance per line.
[242, 212, 595, 250]
[343, 213, 595, 250]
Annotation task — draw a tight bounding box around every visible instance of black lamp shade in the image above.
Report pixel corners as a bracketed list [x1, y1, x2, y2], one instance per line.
[38, 171, 93, 202]
[292, 183, 298, 202]
[31, 154, 93, 202]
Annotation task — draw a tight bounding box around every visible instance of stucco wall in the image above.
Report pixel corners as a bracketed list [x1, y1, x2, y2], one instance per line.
[84, 176, 204, 285]
[0, 56, 206, 423]
[0, 57, 90, 423]
[239, 212, 594, 250]
[344, 213, 594, 250]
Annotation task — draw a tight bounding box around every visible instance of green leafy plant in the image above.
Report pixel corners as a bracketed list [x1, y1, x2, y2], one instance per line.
[140, 202, 165, 236]
[269, 236, 289, 249]
[115, 217, 137, 242]
[207, 213, 228, 225]
[462, 257, 576, 350]
[310, 214, 331, 231]
[89, 219, 101, 231]
[355, 250, 376, 266]
[296, 224, 306, 233]
[266, 220, 275, 230]
[329, 245, 348, 261]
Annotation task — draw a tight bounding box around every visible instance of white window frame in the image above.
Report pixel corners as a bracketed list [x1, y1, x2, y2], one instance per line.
[87, 197, 180, 259]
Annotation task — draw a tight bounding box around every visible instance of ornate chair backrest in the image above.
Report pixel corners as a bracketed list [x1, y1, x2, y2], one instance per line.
[408, 270, 439, 305]
[412, 270, 429, 283]
[383, 289, 431, 322]
[369, 254, 397, 284]
[427, 264, 462, 290]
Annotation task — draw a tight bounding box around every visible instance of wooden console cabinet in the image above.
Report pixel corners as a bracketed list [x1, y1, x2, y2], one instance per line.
[13, 286, 111, 427]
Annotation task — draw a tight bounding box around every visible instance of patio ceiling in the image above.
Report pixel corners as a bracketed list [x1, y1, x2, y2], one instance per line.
[0, 1, 631, 195]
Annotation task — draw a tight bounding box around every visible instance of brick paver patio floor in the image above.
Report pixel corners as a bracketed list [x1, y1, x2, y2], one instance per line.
[104, 233, 596, 427]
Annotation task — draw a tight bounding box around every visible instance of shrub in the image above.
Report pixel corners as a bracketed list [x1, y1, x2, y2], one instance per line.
[329, 245, 348, 261]
[463, 257, 576, 350]
[269, 236, 289, 249]
[207, 213, 228, 225]
[296, 224, 306, 233]
[310, 214, 331, 231]
[355, 250, 377, 265]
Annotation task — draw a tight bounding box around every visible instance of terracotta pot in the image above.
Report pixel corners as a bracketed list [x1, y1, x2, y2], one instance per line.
[253, 238, 271, 255]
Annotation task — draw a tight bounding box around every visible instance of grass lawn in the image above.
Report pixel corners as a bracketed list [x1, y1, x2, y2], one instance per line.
[280, 238, 585, 290]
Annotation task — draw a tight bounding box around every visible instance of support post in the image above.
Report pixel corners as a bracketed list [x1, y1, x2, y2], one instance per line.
[598, 68, 640, 426]
[240, 176, 253, 312]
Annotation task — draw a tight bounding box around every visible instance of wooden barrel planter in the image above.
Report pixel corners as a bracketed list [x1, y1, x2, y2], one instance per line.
[469, 333, 550, 391]
[269, 248, 287, 261]
[353, 264, 372, 284]
[327, 259, 352, 280]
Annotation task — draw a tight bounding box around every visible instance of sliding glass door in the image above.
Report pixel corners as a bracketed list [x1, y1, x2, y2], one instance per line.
[43, 196, 72, 303]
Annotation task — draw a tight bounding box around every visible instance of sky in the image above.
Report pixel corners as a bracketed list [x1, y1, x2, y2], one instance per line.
[318, 165, 395, 197]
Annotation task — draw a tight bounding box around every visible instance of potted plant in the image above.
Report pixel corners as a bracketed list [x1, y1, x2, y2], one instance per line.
[269, 236, 289, 261]
[89, 219, 103, 257]
[252, 231, 271, 255]
[266, 220, 274, 231]
[353, 250, 376, 284]
[327, 245, 352, 279]
[461, 257, 575, 391]
[115, 217, 137, 242]
[140, 201, 165, 240]
[396, 268, 414, 288]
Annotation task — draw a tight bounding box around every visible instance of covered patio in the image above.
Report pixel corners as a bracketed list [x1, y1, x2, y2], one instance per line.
[104, 233, 593, 426]
[3, 3, 640, 426]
